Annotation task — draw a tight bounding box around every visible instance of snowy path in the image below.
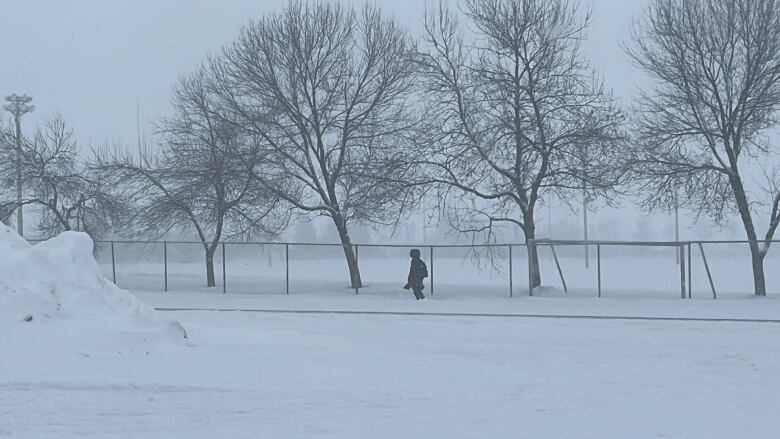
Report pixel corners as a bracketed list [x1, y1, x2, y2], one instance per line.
[2, 308, 779, 438]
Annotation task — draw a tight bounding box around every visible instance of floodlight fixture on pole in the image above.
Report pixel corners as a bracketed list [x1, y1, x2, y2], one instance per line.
[3, 94, 35, 237]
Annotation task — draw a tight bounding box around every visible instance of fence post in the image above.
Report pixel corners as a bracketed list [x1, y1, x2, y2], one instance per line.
[111, 241, 117, 285]
[429, 246, 434, 296]
[354, 245, 359, 295]
[687, 243, 692, 299]
[679, 245, 686, 299]
[508, 244, 513, 298]
[550, 244, 568, 293]
[285, 243, 290, 295]
[597, 243, 602, 298]
[697, 242, 717, 299]
[163, 241, 168, 292]
[222, 242, 227, 294]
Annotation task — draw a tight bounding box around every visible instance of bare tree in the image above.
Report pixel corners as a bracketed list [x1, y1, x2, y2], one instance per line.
[416, 0, 625, 290]
[0, 119, 10, 150]
[0, 114, 123, 239]
[97, 68, 288, 287]
[627, 0, 780, 296]
[211, 1, 419, 289]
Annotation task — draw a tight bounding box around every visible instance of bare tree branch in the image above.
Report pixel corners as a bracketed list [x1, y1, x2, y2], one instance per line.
[213, 2, 420, 288]
[94, 67, 288, 287]
[414, 0, 626, 288]
[0, 114, 124, 240]
[627, 0, 780, 296]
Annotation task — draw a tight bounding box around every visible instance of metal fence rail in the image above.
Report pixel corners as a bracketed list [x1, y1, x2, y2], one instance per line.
[26, 238, 780, 299]
[530, 239, 691, 299]
[531, 239, 780, 299]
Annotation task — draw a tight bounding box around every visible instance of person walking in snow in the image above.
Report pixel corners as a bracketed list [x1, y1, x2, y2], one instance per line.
[404, 248, 428, 300]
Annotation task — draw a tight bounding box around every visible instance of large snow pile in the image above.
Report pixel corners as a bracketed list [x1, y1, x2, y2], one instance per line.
[0, 225, 185, 339]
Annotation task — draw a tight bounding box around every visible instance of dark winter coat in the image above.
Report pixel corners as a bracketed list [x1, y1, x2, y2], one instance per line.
[407, 257, 428, 287]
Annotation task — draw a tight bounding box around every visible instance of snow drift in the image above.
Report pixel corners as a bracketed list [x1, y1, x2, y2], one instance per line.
[0, 225, 185, 339]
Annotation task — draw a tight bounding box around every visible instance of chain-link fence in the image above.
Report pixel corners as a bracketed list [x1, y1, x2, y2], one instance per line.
[530, 239, 780, 299]
[27, 238, 780, 298]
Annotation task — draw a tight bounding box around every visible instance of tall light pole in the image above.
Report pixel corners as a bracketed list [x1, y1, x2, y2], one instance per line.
[583, 181, 589, 269]
[581, 148, 590, 269]
[3, 94, 34, 237]
[547, 200, 552, 237]
[674, 197, 680, 265]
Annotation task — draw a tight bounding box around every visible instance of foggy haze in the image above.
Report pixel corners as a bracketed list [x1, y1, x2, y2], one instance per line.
[0, 0, 755, 242]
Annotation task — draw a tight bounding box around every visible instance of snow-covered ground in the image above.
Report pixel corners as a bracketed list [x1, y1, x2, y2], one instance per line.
[136, 290, 780, 320]
[3, 290, 780, 438]
[0, 226, 185, 338]
[5, 231, 780, 438]
[0, 226, 188, 438]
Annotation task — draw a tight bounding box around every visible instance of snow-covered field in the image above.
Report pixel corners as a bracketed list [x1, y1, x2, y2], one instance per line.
[5, 231, 780, 438]
[4, 291, 780, 438]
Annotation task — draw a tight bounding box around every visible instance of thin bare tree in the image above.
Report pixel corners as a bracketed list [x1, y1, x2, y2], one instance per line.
[415, 0, 625, 290]
[212, 1, 420, 288]
[0, 114, 123, 239]
[97, 67, 288, 287]
[627, 0, 780, 296]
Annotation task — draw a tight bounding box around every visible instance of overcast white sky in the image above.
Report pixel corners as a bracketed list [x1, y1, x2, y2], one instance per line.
[0, 0, 647, 145]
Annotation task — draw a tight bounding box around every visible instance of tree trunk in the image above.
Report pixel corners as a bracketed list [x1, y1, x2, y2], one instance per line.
[205, 247, 216, 288]
[523, 218, 542, 291]
[749, 243, 767, 297]
[731, 173, 767, 296]
[331, 213, 362, 289]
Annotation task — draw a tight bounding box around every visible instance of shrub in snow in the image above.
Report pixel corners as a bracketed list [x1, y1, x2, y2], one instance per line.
[0, 225, 186, 339]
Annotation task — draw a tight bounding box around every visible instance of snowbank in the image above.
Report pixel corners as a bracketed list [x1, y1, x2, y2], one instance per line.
[0, 225, 185, 340]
